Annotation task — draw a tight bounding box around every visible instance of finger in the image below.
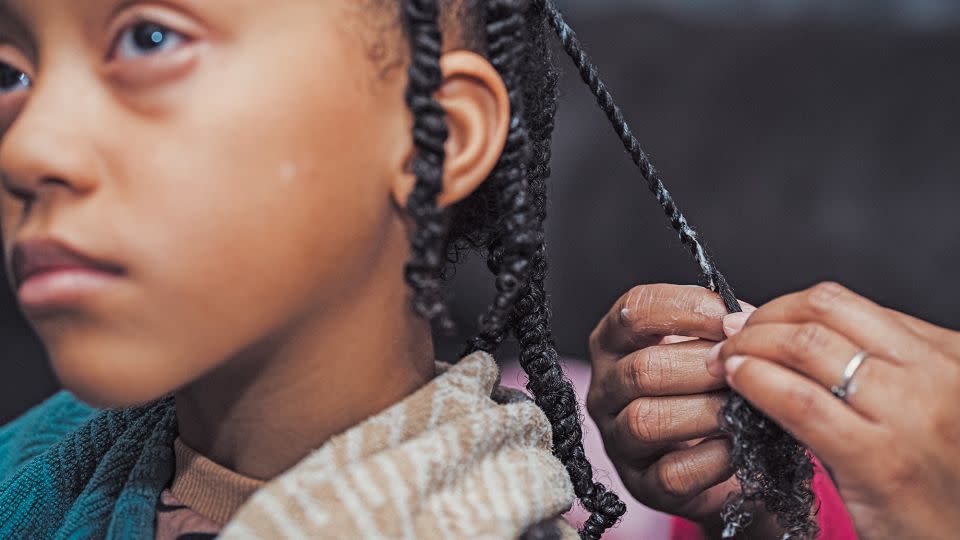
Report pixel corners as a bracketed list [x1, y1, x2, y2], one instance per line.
[611, 393, 726, 460]
[619, 437, 734, 509]
[661, 335, 699, 345]
[590, 284, 744, 358]
[602, 340, 726, 412]
[678, 476, 740, 525]
[716, 323, 901, 417]
[747, 282, 940, 365]
[885, 308, 960, 351]
[724, 355, 885, 468]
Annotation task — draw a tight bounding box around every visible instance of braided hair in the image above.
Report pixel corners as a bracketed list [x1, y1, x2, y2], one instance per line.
[540, 5, 818, 538]
[401, 0, 816, 538]
[402, 1, 623, 537]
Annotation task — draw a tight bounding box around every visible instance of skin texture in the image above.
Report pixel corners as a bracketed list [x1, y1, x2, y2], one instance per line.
[709, 282, 960, 539]
[586, 284, 784, 538]
[0, 0, 509, 480]
[591, 282, 960, 539]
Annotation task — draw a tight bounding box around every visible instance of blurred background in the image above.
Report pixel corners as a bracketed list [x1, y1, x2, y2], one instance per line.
[3, 0, 960, 424]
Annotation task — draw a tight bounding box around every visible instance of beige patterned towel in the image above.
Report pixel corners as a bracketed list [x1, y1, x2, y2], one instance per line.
[220, 352, 578, 539]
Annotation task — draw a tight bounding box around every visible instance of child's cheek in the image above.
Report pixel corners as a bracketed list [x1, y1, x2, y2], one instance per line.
[40, 3, 407, 406]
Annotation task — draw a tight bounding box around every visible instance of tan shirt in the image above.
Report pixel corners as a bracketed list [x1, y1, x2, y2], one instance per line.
[154, 438, 265, 540]
[156, 353, 577, 539]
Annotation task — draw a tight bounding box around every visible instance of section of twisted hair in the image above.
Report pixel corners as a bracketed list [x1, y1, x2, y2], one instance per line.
[401, 0, 625, 537]
[540, 2, 817, 537]
[400, 0, 818, 536]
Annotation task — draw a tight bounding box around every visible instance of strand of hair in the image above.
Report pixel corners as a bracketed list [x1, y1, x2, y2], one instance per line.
[541, 0, 741, 314]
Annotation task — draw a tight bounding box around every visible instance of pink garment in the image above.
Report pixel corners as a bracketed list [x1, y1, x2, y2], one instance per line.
[502, 360, 858, 540]
[155, 490, 221, 540]
[670, 459, 859, 539]
[501, 361, 673, 540]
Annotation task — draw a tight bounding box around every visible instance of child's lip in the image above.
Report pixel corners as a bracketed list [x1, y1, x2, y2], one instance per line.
[10, 237, 125, 294]
[16, 269, 123, 311]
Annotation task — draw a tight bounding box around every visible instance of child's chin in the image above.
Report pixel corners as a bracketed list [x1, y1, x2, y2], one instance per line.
[63, 381, 166, 409]
[50, 351, 182, 409]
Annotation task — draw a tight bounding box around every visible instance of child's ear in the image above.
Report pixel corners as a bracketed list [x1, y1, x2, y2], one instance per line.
[392, 51, 510, 208]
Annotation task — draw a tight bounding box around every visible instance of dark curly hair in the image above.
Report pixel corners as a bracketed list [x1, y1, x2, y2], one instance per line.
[400, 0, 817, 538]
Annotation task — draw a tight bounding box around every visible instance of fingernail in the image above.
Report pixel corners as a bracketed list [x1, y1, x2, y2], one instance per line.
[723, 312, 750, 337]
[725, 355, 746, 376]
[706, 342, 725, 377]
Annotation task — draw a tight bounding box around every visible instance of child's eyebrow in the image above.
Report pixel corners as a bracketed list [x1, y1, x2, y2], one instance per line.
[0, 8, 19, 47]
[0, 13, 24, 49]
[0, 1, 25, 34]
[0, 0, 15, 20]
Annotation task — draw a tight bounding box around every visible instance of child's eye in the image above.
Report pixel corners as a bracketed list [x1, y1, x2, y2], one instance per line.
[112, 22, 186, 60]
[0, 63, 30, 95]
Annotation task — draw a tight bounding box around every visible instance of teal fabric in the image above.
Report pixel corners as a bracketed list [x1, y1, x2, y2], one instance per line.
[0, 392, 178, 539]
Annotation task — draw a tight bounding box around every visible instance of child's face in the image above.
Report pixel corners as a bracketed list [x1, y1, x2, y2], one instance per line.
[0, 1, 417, 406]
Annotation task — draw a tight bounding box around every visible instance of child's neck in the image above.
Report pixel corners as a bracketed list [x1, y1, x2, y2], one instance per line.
[174, 260, 436, 481]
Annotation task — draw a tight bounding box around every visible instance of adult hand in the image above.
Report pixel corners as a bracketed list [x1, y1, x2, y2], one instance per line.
[587, 284, 777, 535]
[710, 282, 960, 539]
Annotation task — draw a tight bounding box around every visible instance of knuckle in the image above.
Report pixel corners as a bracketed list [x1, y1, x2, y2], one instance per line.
[656, 459, 699, 499]
[627, 399, 666, 444]
[806, 282, 848, 314]
[627, 348, 670, 396]
[627, 352, 654, 397]
[623, 284, 658, 324]
[785, 323, 829, 359]
[782, 384, 821, 428]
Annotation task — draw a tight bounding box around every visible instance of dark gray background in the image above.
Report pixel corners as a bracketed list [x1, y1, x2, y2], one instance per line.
[3, 2, 959, 423]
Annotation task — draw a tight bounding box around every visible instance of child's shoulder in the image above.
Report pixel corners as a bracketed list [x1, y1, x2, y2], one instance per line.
[0, 391, 97, 483]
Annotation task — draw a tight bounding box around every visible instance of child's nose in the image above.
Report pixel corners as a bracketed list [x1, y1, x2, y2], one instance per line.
[0, 80, 101, 206]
